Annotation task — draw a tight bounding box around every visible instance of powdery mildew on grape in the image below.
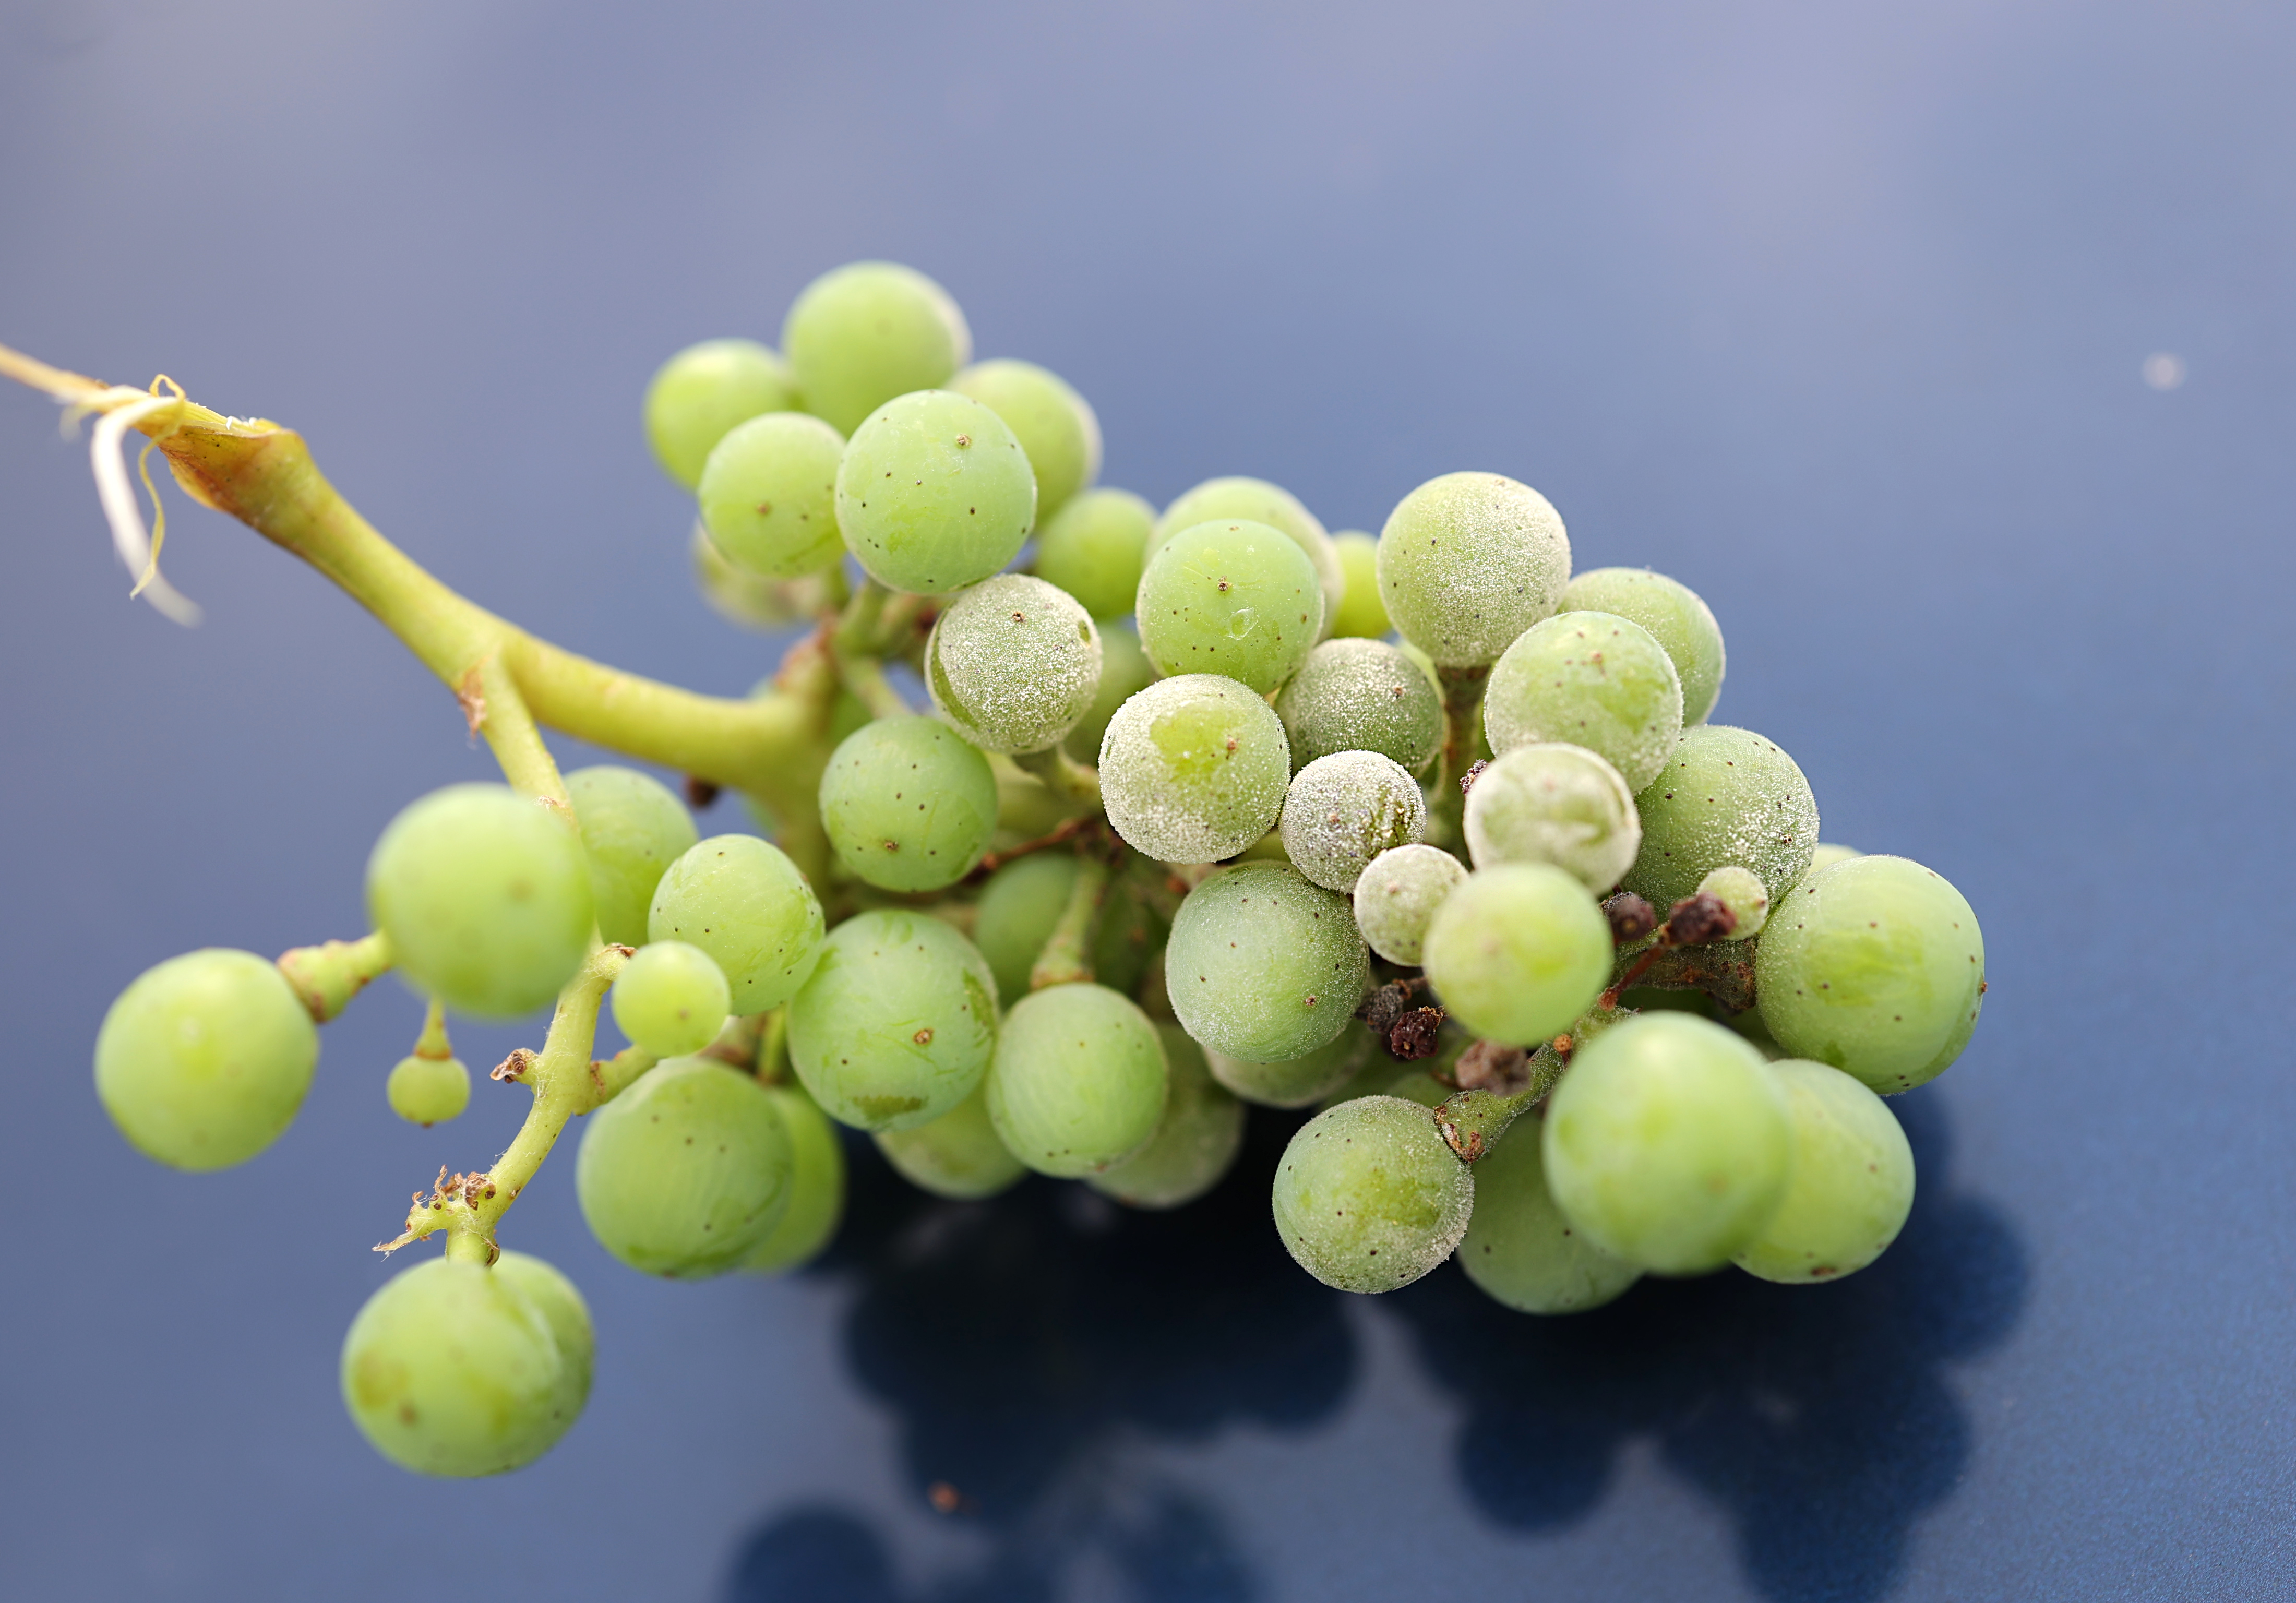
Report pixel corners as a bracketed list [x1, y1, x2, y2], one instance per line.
[926, 575, 1102, 753]
[1098, 674, 1290, 863]
[1463, 742, 1642, 892]
[1559, 567, 1727, 727]
[1165, 862, 1371, 1063]
[1482, 609, 1684, 791]
[1278, 750, 1428, 892]
[1376, 472, 1571, 667]
[1350, 842, 1468, 965]
[1271, 1095, 1476, 1294]
[1622, 725, 1819, 912]
[1274, 637, 1444, 774]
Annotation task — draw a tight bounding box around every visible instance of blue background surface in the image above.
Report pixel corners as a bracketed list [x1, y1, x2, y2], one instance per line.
[2, 3, 2290, 1598]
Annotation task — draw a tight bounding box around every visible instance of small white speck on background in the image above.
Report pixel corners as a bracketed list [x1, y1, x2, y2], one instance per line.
[2142, 353, 2186, 391]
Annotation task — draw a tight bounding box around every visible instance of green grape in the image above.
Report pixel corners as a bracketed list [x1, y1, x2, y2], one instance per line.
[972, 854, 1158, 1001]
[1808, 841, 1863, 871]
[93, 949, 318, 1171]
[1063, 620, 1157, 762]
[1381, 1066, 1455, 1109]
[744, 1084, 848, 1274]
[1559, 567, 1727, 726]
[1165, 862, 1369, 1063]
[1278, 751, 1427, 893]
[1482, 611, 1684, 791]
[1376, 472, 1571, 668]
[1754, 855, 1985, 1093]
[340, 1254, 587, 1477]
[648, 834, 826, 1012]
[1098, 674, 1291, 863]
[984, 983, 1167, 1177]
[367, 784, 594, 1020]
[1696, 866, 1771, 937]
[1034, 488, 1155, 619]
[1351, 843, 1467, 965]
[833, 390, 1036, 594]
[787, 910, 999, 1131]
[1540, 1011, 1791, 1273]
[1273, 637, 1443, 775]
[566, 765, 698, 950]
[1206, 1020, 1373, 1109]
[386, 1052, 470, 1127]
[874, 1080, 1026, 1199]
[1734, 1059, 1916, 1283]
[576, 1057, 792, 1277]
[695, 411, 846, 579]
[1089, 1025, 1244, 1207]
[1420, 863, 1610, 1046]
[609, 940, 732, 1058]
[818, 716, 999, 891]
[925, 575, 1102, 753]
[1135, 519, 1324, 692]
[1089, 869, 1164, 1001]
[690, 523, 837, 630]
[1459, 1115, 1641, 1314]
[1462, 742, 1642, 893]
[781, 261, 971, 435]
[949, 358, 1102, 522]
[1328, 530, 1391, 638]
[1272, 1095, 1474, 1293]
[643, 338, 796, 489]
[491, 1251, 594, 1413]
[1152, 476, 1344, 631]
[1622, 725, 1819, 913]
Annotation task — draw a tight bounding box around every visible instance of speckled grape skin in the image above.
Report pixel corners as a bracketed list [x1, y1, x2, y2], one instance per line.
[1136, 519, 1324, 691]
[1460, 1116, 1641, 1314]
[786, 910, 1000, 1132]
[1087, 1025, 1245, 1207]
[1463, 743, 1643, 893]
[1034, 487, 1156, 619]
[648, 834, 826, 1012]
[1735, 1059, 1916, 1283]
[949, 359, 1102, 522]
[819, 716, 1000, 891]
[1541, 1012, 1791, 1273]
[576, 1059, 793, 1278]
[1328, 530, 1391, 638]
[1064, 621, 1158, 763]
[743, 1085, 848, 1275]
[1376, 472, 1571, 668]
[984, 983, 1168, 1177]
[696, 411, 847, 580]
[1274, 638, 1444, 775]
[643, 338, 796, 489]
[1559, 567, 1727, 726]
[566, 766, 697, 951]
[1166, 863, 1370, 1063]
[1098, 674, 1291, 864]
[1483, 611, 1683, 791]
[1622, 725, 1819, 912]
[1755, 855, 1985, 1093]
[873, 1081, 1026, 1199]
[833, 390, 1036, 594]
[1278, 751, 1427, 892]
[1352, 843, 1468, 965]
[781, 261, 971, 436]
[1420, 864, 1611, 1046]
[926, 575, 1102, 753]
[1206, 1023, 1374, 1109]
[1272, 1095, 1475, 1294]
[1152, 475, 1344, 632]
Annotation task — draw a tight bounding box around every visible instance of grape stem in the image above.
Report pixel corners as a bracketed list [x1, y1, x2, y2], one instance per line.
[277, 931, 393, 1022]
[1011, 745, 1102, 806]
[1428, 664, 1489, 846]
[410, 996, 454, 1061]
[1029, 855, 1111, 990]
[1429, 1001, 1632, 1161]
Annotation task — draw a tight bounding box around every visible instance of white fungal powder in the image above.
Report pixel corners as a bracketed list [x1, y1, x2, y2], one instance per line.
[1377, 472, 1571, 667]
[1098, 674, 1292, 863]
[1463, 741, 1642, 892]
[926, 575, 1101, 754]
[1351, 842, 1468, 965]
[1278, 751, 1428, 892]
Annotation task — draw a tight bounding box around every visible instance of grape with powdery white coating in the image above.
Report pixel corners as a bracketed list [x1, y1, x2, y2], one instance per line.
[984, 983, 1168, 1177]
[1278, 750, 1427, 893]
[1274, 636, 1443, 775]
[1272, 1095, 1475, 1294]
[1482, 609, 1683, 791]
[1377, 471, 1571, 668]
[1462, 741, 1642, 893]
[1622, 724, 1819, 913]
[1166, 862, 1370, 1065]
[1351, 843, 1468, 966]
[1098, 673, 1292, 864]
[926, 574, 1101, 755]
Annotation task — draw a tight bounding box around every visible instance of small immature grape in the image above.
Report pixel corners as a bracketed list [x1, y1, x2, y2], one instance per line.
[950, 358, 1102, 522]
[1420, 863, 1610, 1046]
[1483, 611, 1684, 791]
[1098, 674, 1291, 864]
[1377, 472, 1571, 668]
[1272, 1095, 1475, 1294]
[1089, 1025, 1245, 1209]
[386, 1052, 470, 1127]
[1808, 841, 1863, 871]
[1696, 866, 1771, 938]
[94, 949, 318, 1171]
[696, 411, 847, 579]
[874, 1081, 1026, 1200]
[781, 261, 971, 436]
[1328, 530, 1391, 638]
[925, 575, 1102, 754]
[566, 765, 698, 950]
[1623, 725, 1819, 915]
[1063, 620, 1158, 763]
[1278, 751, 1427, 893]
[1734, 1059, 1917, 1283]
[743, 1085, 848, 1274]
[643, 338, 796, 489]
[1166, 862, 1370, 1064]
[1459, 1116, 1641, 1314]
[648, 834, 826, 1012]
[1206, 1022, 1373, 1109]
[1541, 1012, 1792, 1273]
[690, 523, 837, 630]
[1351, 843, 1468, 965]
[1462, 742, 1642, 893]
[1033, 487, 1156, 619]
[577, 1057, 793, 1277]
[787, 910, 999, 1131]
[1274, 637, 1443, 775]
[818, 715, 1000, 891]
[610, 940, 732, 1058]
[1559, 567, 1727, 726]
[984, 983, 1168, 1177]
[1152, 475, 1344, 631]
[1135, 519, 1324, 692]
[833, 390, 1036, 594]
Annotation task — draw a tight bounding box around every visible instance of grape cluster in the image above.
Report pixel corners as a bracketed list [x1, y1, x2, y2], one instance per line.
[82, 259, 1986, 1479]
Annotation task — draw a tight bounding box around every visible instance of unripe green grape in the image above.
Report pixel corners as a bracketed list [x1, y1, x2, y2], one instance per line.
[1099, 674, 1291, 863]
[609, 940, 732, 1058]
[1351, 843, 1468, 965]
[566, 765, 698, 950]
[1462, 742, 1642, 893]
[1696, 866, 1771, 938]
[949, 358, 1102, 522]
[1135, 519, 1324, 692]
[1376, 472, 1571, 668]
[648, 834, 826, 1012]
[695, 411, 846, 579]
[690, 523, 837, 631]
[1274, 637, 1443, 776]
[1206, 1021, 1373, 1109]
[576, 1058, 792, 1278]
[1063, 621, 1157, 762]
[1808, 842, 1863, 871]
[643, 338, 796, 489]
[971, 854, 1158, 1001]
[491, 1251, 594, 1413]
[984, 983, 1167, 1177]
[1152, 475, 1344, 633]
[833, 390, 1035, 594]
[1166, 862, 1369, 1063]
[1272, 1095, 1474, 1294]
[367, 784, 594, 1021]
[1541, 1011, 1791, 1273]
[386, 1052, 470, 1127]
[925, 575, 1101, 754]
[1034, 488, 1155, 619]
[743, 1085, 848, 1274]
[1483, 611, 1683, 791]
[1089, 1025, 1244, 1207]
[94, 949, 318, 1171]
[1559, 567, 1726, 726]
[1278, 751, 1427, 893]
[787, 910, 999, 1131]
[1420, 864, 1610, 1046]
[1460, 1116, 1640, 1314]
[340, 1255, 586, 1477]
[1328, 530, 1391, 639]
[781, 261, 971, 435]
[818, 716, 999, 891]
[1623, 725, 1819, 913]
[1755, 855, 1985, 1093]
[1734, 1059, 1916, 1283]
[874, 1081, 1026, 1199]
